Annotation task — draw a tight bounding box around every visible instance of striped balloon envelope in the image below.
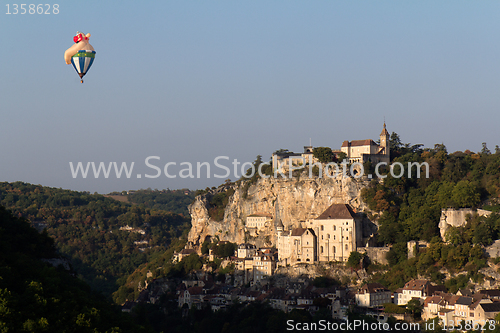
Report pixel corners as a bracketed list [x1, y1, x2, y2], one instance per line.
[71, 50, 96, 83]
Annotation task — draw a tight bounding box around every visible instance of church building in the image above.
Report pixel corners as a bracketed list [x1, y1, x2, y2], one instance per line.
[277, 203, 361, 265]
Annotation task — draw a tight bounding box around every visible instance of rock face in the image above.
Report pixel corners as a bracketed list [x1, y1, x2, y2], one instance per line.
[439, 208, 492, 241]
[187, 174, 371, 252]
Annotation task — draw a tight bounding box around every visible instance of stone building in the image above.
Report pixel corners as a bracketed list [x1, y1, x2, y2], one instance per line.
[277, 203, 361, 265]
[355, 283, 392, 308]
[340, 123, 390, 164]
[272, 146, 317, 173]
[246, 213, 273, 229]
[271, 123, 390, 171]
[307, 203, 361, 262]
[252, 248, 277, 282]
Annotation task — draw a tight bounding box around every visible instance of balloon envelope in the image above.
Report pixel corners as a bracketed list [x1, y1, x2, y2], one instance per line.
[71, 50, 96, 79]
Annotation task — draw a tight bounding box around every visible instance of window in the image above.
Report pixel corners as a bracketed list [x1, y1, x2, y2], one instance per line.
[333, 246, 336, 253]
[346, 236, 348, 240]
[327, 234, 330, 239]
[321, 225, 324, 231]
[345, 244, 348, 250]
[320, 246, 323, 254]
[334, 226, 336, 231]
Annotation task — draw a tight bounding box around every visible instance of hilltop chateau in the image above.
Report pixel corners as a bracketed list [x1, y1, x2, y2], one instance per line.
[272, 123, 390, 171]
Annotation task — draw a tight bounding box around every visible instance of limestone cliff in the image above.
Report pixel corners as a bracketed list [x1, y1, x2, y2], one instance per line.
[187, 174, 374, 252]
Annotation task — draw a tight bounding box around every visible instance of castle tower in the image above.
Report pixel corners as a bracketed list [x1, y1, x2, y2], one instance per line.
[379, 122, 390, 161]
[277, 219, 284, 236]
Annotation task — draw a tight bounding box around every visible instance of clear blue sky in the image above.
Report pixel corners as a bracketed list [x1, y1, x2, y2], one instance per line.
[1, 1, 499, 193]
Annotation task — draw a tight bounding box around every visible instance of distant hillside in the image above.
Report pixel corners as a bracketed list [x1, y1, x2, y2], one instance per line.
[0, 205, 150, 332]
[107, 188, 196, 216]
[0, 182, 192, 298]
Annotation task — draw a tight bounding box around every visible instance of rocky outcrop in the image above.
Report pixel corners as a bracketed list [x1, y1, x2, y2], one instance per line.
[187, 174, 371, 252]
[439, 208, 492, 241]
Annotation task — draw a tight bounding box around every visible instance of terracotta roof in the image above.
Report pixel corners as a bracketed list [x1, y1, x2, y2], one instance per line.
[315, 204, 356, 220]
[470, 299, 483, 310]
[403, 279, 430, 291]
[341, 139, 377, 148]
[291, 228, 307, 236]
[424, 296, 442, 306]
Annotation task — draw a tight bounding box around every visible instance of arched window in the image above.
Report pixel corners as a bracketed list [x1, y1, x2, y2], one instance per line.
[327, 234, 330, 239]
[345, 244, 348, 251]
[333, 246, 336, 253]
[321, 225, 324, 231]
[320, 246, 323, 254]
[334, 226, 336, 231]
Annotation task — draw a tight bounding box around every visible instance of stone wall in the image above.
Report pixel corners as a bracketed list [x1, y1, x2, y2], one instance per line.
[358, 246, 391, 265]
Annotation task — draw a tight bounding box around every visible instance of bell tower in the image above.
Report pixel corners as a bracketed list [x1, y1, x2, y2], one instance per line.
[380, 122, 390, 160]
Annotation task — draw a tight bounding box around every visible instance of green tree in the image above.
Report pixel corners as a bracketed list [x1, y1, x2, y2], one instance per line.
[337, 152, 347, 162]
[482, 142, 491, 155]
[406, 298, 422, 320]
[313, 147, 334, 163]
[452, 180, 480, 208]
[347, 251, 363, 269]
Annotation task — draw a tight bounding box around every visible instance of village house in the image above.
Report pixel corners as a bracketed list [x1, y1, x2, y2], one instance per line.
[355, 283, 392, 308]
[237, 243, 257, 258]
[173, 248, 196, 263]
[395, 279, 431, 305]
[474, 302, 500, 325]
[252, 248, 277, 283]
[421, 289, 500, 326]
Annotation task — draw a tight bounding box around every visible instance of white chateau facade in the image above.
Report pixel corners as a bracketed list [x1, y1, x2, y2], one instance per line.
[272, 123, 390, 170]
[341, 123, 390, 164]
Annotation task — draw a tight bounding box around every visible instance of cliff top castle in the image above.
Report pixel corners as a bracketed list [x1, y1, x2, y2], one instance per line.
[272, 123, 390, 171]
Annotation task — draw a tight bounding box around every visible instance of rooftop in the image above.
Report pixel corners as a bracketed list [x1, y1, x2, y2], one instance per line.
[315, 204, 356, 220]
[341, 139, 378, 148]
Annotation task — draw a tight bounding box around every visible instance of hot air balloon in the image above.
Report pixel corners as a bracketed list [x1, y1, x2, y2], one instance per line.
[64, 32, 96, 83]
